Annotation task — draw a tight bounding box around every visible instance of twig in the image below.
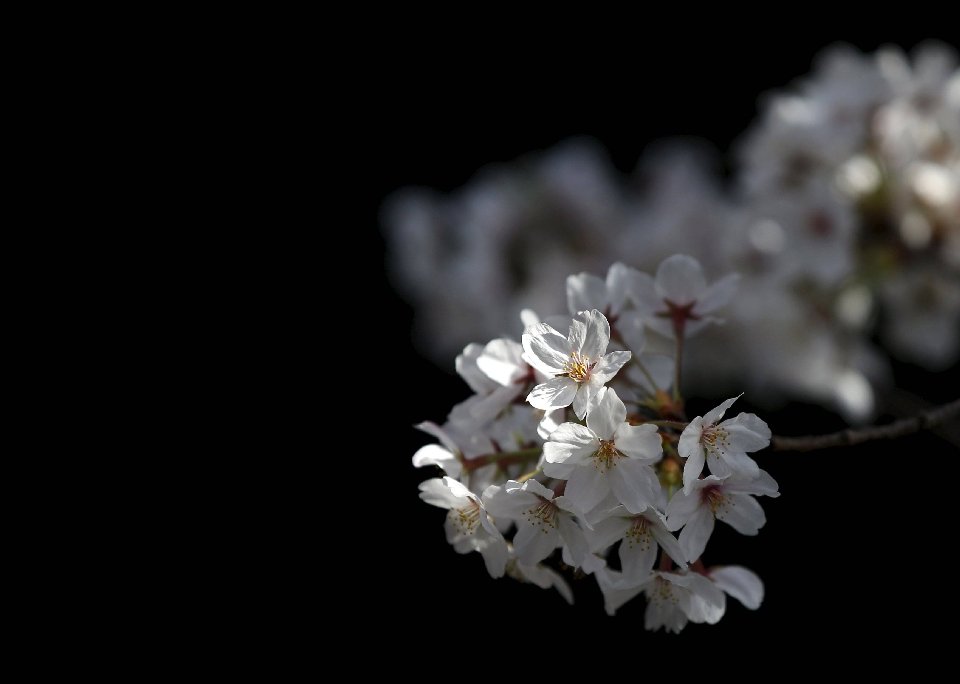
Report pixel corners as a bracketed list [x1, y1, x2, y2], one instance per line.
[772, 399, 960, 452]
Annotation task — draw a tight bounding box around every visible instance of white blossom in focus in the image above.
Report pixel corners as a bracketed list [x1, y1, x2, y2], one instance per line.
[666, 472, 780, 562]
[543, 388, 662, 514]
[587, 505, 686, 586]
[566, 263, 647, 353]
[679, 395, 772, 493]
[522, 309, 631, 419]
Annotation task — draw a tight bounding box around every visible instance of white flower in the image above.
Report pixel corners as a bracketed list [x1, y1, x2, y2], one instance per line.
[566, 263, 646, 353]
[482, 479, 591, 569]
[709, 565, 764, 610]
[543, 388, 662, 513]
[587, 505, 686, 586]
[419, 476, 508, 578]
[630, 254, 740, 339]
[597, 568, 726, 628]
[522, 309, 631, 419]
[666, 472, 780, 562]
[412, 422, 462, 479]
[679, 395, 772, 493]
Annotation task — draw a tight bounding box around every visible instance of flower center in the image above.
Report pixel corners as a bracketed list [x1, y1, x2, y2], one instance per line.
[625, 517, 652, 550]
[648, 576, 679, 605]
[593, 439, 623, 473]
[563, 352, 593, 383]
[525, 497, 560, 530]
[701, 425, 730, 453]
[451, 499, 482, 535]
[701, 484, 729, 514]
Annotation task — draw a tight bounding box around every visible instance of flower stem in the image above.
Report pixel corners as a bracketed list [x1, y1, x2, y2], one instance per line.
[517, 467, 542, 483]
[643, 420, 688, 429]
[672, 332, 684, 402]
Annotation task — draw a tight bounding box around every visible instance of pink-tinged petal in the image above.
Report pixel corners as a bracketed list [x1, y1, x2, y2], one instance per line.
[591, 350, 632, 384]
[678, 508, 715, 562]
[615, 423, 662, 462]
[620, 528, 658, 585]
[575, 309, 610, 360]
[664, 488, 701, 530]
[655, 254, 706, 305]
[695, 272, 741, 315]
[586, 387, 626, 441]
[513, 520, 560, 565]
[412, 444, 462, 479]
[418, 478, 462, 510]
[615, 311, 646, 355]
[627, 271, 660, 317]
[703, 395, 742, 426]
[543, 422, 599, 465]
[678, 417, 704, 460]
[476, 338, 526, 386]
[521, 324, 571, 375]
[710, 565, 764, 609]
[716, 493, 766, 535]
[565, 464, 612, 514]
[609, 459, 660, 514]
[567, 273, 608, 316]
[528, 377, 578, 411]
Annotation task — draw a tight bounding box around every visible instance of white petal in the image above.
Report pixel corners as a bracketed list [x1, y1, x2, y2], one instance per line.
[476, 534, 508, 578]
[527, 377, 578, 411]
[664, 488, 700, 530]
[609, 460, 661, 514]
[682, 573, 727, 624]
[627, 271, 661, 317]
[650, 524, 688, 569]
[620, 528, 658, 585]
[565, 465, 612, 514]
[521, 324, 571, 375]
[695, 272, 741, 315]
[615, 423, 662, 462]
[725, 468, 780, 498]
[571, 382, 597, 420]
[678, 508, 715, 562]
[412, 444, 462, 478]
[513, 520, 560, 565]
[542, 460, 576, 479]
[677, 418, 703, 459]
[477, 338, 526, 386]
[710, 565, 764, 609]
[718, 449, 760, 480]
[574, 309, 610, 360]
[586, 387, 626, 441]
[567, 273, 608, 316]
[585, 515, 632, 552]
[591, 350, 631, 384]
[415, 421, 460, 455]
[615, 311, 647, 355]
[456, 343, 496, 393]
[418, 478, 462, 510]
[682, 447, 705, 495]
[482, 484, 536, 519]
[722, 412, 772, 452]
[516, 478, 556, 500]
[605, 262, 633, 314]
[655, 254, 706, 305]
[716, 493, 766, 535]
[703, 395, 741, 426]
[558, 515, 591, 568]
[543, 422, 598, 465]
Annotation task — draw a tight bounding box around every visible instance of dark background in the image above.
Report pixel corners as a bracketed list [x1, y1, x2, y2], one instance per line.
[359, 33, 959, 649]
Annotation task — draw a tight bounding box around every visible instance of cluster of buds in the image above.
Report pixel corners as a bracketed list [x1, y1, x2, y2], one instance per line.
[414, 255, 777, 630]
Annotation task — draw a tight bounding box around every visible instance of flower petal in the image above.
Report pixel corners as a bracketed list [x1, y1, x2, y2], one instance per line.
[476, 534, 508, 578]
[565, 464, 612, 514]
[575, 309, 610, 360]
[716, 493, 766, 535]
[678, 508, 715, 562]
[682, 448, 705, 496]
[412, 444, 462, 479]
[665, 488, 700, 530]
[522, 323, 571, 375]
[710, 565, 764, 609]
[655, 254, 706, 305]
[703, 395, 741, 426]
[567, 273, 608, 316]
[627, 271, 661, 318]
[585, 515, 632, 552]
[615, 423, 662, 462]
[418, 478, 462, 510]
[476, 338, 526, 386]
[513, 520, 560, 565]
[609, 459, 660, 514]
[650, 524, 688, 569]
[586, 387, 626, 441]
[695, 272, 741, 315]
[620, 528, 658, 585]
[543, 422, 599, 465]
[591, 350, 632, 384]
[528, 377, 578, 411]
[722, 412, 772, 451]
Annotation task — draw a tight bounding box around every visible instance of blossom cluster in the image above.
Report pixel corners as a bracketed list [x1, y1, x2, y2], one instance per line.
[386, 43, 960, 421]
[415, 256, 777, 629]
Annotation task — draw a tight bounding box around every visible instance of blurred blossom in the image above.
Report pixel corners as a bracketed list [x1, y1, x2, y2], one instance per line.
[385, 42, 960, 421]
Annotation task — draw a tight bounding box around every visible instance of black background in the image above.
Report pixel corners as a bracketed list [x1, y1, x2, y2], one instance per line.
[359, 32, 959, 650]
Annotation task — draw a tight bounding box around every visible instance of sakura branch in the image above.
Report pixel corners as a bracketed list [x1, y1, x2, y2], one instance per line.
[413, 256, 771, 629]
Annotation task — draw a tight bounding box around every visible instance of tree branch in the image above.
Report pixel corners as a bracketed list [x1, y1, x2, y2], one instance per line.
[771, 399, 960, 452]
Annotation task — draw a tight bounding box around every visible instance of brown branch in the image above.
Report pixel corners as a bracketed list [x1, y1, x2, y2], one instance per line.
[771, 398, 960, 452]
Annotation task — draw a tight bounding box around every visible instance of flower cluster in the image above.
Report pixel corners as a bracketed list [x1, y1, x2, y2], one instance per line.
[386, 43, 960, 421]
[414, 256, 777, 629]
